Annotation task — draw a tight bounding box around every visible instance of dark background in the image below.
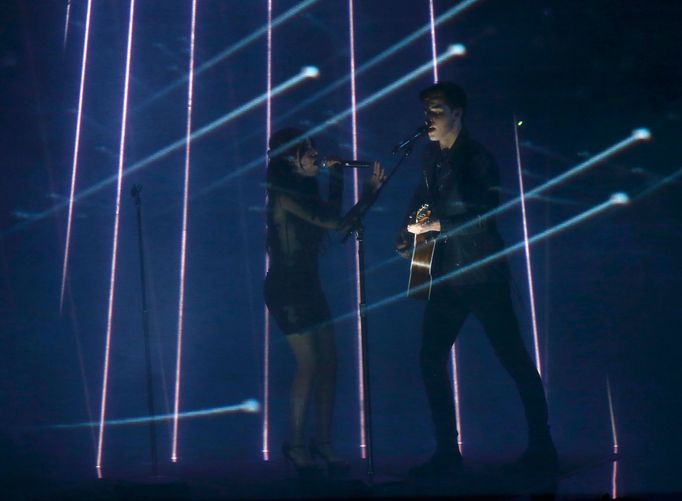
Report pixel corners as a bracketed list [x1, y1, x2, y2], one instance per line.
[1, 0, 680, 498]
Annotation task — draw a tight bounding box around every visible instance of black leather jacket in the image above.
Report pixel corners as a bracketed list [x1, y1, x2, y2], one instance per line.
[398, 130, 509, 286]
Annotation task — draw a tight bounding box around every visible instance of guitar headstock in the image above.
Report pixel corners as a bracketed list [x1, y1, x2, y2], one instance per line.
[413, 203, 431, 224]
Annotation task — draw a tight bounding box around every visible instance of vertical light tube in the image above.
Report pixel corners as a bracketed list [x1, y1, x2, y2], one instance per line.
[96, 0, 137, 477]
[262, 0, 273, 462]
[63, 0, 73, 49]
[429, 2, 462, 453]
[60, 0, 93, 312]
[513, 118, 543, 377]
[428, 0, 439, 82]
[607, 376, 620, 498]
[347, 0, 366, 459]
[171, 0, 198, 463]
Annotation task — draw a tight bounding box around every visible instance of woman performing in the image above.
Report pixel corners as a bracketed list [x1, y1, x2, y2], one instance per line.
[264, 128, 384, 475]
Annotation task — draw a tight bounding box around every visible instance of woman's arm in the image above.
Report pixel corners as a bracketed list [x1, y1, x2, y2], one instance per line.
[277, 194, 341, 229]
[326, 164, 344, 218]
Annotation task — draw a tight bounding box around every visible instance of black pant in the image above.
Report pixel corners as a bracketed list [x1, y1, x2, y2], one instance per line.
[420, 281, 548, 452]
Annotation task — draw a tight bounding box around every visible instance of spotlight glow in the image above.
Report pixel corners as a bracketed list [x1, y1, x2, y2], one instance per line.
[96, 0, 137, 476]
[632, 127, 651, 141]
[171, 0, 198, 465]
[448, 43, 466, 56]
[513, 117, 543, 378]
[60, 0, 93, 312]
[610, 192, 630, 205]
[302, 65, 320, 78]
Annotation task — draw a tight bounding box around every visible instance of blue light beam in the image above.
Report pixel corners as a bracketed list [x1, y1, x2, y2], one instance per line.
[49, 400, 261, 430]
[331, 193, 630, 323]
[135, 0, 320, 111]
[2, 68, 318, 238]
[197, 45, 466, 197]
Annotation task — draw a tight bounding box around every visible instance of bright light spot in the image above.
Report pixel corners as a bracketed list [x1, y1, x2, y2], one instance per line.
[448, 43, 466, 55]
[244, 399, 261, 412]
[610, 192, 630, 205]
[632, 128, 651, 141]
[517, 120, 524, 126]
[302, 65, 320, 78]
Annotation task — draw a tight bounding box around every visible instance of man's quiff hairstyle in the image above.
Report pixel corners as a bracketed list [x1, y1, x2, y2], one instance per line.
[419, 81, 467, 115]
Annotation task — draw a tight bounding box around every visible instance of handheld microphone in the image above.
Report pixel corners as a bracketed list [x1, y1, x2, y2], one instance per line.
[320, 158, 373, 168]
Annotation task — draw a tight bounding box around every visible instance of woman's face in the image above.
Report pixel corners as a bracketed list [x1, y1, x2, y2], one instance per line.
[294, 140, 319, 177]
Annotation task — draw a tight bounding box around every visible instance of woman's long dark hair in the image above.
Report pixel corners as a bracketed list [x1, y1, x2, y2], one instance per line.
[265, 128, 325, 258]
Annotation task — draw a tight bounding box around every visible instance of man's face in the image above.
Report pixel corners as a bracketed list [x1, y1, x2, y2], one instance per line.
[424, 97, 461, 144]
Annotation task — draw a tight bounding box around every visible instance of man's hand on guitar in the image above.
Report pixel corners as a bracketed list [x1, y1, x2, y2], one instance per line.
[407, 220, 441, 234]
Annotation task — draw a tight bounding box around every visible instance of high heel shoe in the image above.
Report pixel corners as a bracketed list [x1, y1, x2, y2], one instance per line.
[309, 439, 350, 475]
[282, 442, 321, 478]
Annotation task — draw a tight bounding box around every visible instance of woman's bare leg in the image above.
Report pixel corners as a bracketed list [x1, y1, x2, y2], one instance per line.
[286, 332, 317, 465]
[312, 326, 337, 444]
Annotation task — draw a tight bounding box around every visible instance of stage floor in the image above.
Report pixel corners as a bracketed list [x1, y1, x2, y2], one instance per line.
[10, 453, 675, 500]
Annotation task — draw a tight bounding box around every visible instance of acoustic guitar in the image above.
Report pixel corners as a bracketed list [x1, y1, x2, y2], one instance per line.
[407, 203, 437, 300]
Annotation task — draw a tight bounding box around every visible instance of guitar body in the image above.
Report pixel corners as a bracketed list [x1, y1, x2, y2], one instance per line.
[407, 204, 437, 300]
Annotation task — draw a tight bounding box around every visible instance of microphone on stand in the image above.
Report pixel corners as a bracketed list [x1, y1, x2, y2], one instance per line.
[320, 158, 374, 168]
[392, 121, 433, 155]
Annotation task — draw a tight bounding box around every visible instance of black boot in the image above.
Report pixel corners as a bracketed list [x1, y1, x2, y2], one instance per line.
[409, 447, 462, 480]
[514, 426, 558, 475]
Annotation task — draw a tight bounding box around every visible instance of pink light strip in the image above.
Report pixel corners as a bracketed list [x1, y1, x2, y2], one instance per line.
[513, 118, 543, 377]
[429, 3, 461, 452]
[428, 0, 438, 82]
[607, 376, 620, 498]
[60, 0, 93, 313]
[348, 0, 366, 459]
[96, 0, 137, 477]
[607, 376, 619, 454]
[171, 0, 198, 463]
[63, 0, 73, 49]
[450, 349, 463, 452]
[262, 0, 273, 462]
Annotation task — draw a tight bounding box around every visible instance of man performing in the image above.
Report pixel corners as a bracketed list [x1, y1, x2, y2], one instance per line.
[396, 82, 557, 478]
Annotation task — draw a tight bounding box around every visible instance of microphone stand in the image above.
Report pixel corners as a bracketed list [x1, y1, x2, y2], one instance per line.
[131, 185, 159, 476]
[339, 132, 424, 481]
